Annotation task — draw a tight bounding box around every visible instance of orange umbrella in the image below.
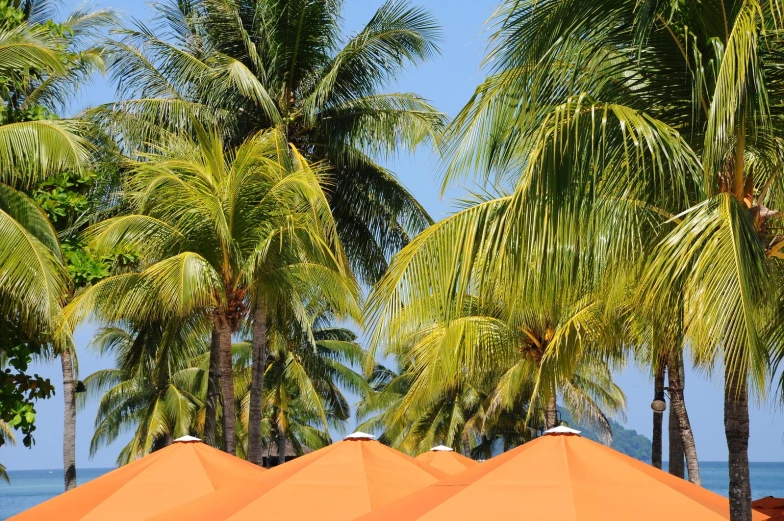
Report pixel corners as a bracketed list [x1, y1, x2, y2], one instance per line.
[414, 445, 478, 475]
[753, 496, 784, 517]
[146, 432, 448, 521]
[355, 426, 769, 521]
[9, 436, 265, 521]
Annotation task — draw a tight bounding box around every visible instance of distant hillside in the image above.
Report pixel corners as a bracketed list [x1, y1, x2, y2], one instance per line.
[560, 410, 652, 462]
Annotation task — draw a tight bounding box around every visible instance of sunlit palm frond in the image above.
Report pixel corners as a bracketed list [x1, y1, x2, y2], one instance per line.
[0, 120, 92, 186]
[0, 24, 65, 78]
[0, 204, 67, 329]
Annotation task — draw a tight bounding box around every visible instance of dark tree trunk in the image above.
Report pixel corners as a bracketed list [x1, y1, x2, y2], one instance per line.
[668, 405, 685, 478]
[247, 302, 268, 466]
[204, 329, 221, 447]
[277, 432, 286, 465]
[60, 349, 77, 491]
[218, 319, 236, 455]
[668, 378, 685, 478]
[652, 360, 665, 469]
[725, 368, 752, 521]
[544, 389, 558, 430]
[668, 353, 701, 484]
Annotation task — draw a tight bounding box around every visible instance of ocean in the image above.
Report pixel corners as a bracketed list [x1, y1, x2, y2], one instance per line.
[1, 462, 783, 519]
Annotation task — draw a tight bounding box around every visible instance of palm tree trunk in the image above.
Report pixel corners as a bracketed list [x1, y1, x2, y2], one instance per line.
[544, 390, 558, 430]
[668, 405, 685, 478]
[204, 329, 221, 447]
[668, 364, 685, 479]
[668, 353, 701, 484]
[652, 360, 665, 469]
[247, 302, 268, 466]
[60, 349, 76, 491]
[218, 318, 236, 455]
[725, 368, 752, 521]
[277, 432, 286, 466]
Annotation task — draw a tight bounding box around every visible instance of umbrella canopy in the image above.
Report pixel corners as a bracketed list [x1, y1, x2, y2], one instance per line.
[354, 427, 769, 521]
[146, 432, 449, 521]
[9, 437, 265, 521]
[752, 496, 784, 517]
[414, 446, 478, 475]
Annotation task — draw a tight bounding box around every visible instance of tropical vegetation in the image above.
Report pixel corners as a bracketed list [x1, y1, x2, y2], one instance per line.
[1, 1, 784, 520]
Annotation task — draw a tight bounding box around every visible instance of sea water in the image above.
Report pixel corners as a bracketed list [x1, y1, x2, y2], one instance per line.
[1, 463, 783, 519]
[0, 468, 110, 520]
[699, 462, 784, 499]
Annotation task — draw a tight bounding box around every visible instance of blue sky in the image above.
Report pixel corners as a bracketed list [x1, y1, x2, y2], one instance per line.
[2, 0, 783, 471]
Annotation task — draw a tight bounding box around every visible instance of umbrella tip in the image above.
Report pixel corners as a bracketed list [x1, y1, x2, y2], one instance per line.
[173, 435, 202, 443]
[343, 431, 376, 441]
[542, 426, 581, 436]
[430, 445, 454, 452]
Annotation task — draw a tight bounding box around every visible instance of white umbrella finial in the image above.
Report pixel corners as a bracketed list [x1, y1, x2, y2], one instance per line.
[343, 431, 376, 440]
[430, 445, 454, 452]
[542, 426, 581, 436]
[173, 435, 202, 443]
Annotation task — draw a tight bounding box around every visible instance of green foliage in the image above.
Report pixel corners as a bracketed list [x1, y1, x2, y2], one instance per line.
[0, 318, 55, 448]
[29, 169, 135, 286]
[0, 1, 25, 29]
[32, 170, 97, 225]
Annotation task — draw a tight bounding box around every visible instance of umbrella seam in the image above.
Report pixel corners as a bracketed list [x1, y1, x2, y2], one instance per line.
[359, 441, 374, 513]
[562, 437, 578, 521]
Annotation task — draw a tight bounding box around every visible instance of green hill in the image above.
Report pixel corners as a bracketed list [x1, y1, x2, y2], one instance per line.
[559, 410, 652, 462]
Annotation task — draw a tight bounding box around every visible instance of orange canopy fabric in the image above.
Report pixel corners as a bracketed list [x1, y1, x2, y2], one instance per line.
[146, 432, 448, 521]
[355, 428, 769, 521]
[9, 437, 265, 521]
[414, 446, 478, 475]
[753, 496, 784, 517]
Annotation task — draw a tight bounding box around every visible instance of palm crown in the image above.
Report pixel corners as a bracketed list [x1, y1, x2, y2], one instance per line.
[63, 125, 360, 454]
[98, 0, 446, 284]
[412, 0, 784, 517]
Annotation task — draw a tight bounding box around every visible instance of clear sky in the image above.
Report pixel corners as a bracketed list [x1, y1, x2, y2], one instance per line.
[2, 0, 783, 471]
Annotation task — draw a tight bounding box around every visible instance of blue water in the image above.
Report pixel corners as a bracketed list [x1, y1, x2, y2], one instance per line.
[0, 468, 111, 520]
[697, 462, 784, 499]
[1, 463, 782, 519]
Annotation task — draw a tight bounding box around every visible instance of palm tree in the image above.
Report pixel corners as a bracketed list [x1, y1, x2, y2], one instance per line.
[244, 199, 363, 464]
[237, 314, 369, 464]
[96, 0, 445, 285]
[0, 0, 113, 491]
[365, 253, 627, 453]
[63, 124, 357, 455]
[357, 363, 487, 456]
[81, 321, 209, 464]
[436, 1, 784, 517]
[629, 313, 700, 479]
